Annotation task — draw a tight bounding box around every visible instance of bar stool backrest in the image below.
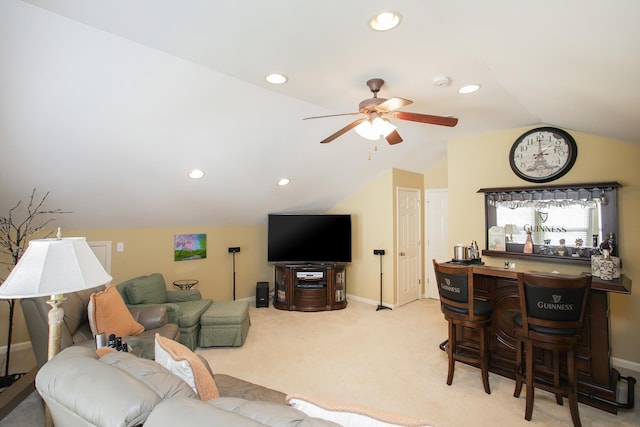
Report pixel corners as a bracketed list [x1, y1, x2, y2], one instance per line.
[432, 260, 475, 319]
[518, 273, 592, 336]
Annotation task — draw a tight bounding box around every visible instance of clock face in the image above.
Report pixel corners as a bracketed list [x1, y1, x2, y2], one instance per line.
[509, 127, 577, 183]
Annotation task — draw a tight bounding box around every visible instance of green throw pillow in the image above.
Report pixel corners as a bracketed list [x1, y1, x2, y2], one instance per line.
[125, 273, 168, 304]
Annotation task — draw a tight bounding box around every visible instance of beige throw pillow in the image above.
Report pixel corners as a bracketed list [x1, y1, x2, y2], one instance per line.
[154, 334, 220, 401]
[286, 394, 433, 427]
[88, 285, 145, 337]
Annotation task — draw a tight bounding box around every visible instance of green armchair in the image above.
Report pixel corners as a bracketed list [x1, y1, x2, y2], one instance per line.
[116, 273, 212, 350]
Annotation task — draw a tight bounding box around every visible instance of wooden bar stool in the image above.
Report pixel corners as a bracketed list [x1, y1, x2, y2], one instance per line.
[512, 272, 592, 427]
[432, 260, 492, 394]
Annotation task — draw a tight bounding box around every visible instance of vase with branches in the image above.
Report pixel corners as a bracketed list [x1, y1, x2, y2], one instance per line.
[0, 189, 69, 388]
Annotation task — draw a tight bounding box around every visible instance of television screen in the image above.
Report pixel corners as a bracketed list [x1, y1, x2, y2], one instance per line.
[267, 214, 352, 263]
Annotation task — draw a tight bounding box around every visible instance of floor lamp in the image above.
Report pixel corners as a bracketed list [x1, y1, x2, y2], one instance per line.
[374, 249, 391, 311]
[228, 247, 240, 300]
[0, 236, 112, 363]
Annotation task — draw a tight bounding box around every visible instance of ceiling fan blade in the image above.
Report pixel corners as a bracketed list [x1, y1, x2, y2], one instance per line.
[385, 130, 403, 145]
[320, 118, 366, 144]
[376, 97, 412, 112]
[391, 111, 458, 127]
[303, 112, 360, 120]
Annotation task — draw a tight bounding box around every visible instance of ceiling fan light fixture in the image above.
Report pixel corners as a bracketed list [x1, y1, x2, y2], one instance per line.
[355, 117, 396, 140]
[376, 117, 396, 137]
[265, 73, 288, 84]
[369, 11, 401, 31]
[355, 120, 380, 140]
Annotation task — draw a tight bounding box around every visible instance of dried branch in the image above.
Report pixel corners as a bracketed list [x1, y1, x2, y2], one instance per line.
[0, 189, 71, 273]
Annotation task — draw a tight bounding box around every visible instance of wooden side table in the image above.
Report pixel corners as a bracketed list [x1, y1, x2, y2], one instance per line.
[172, 279, 199, 291]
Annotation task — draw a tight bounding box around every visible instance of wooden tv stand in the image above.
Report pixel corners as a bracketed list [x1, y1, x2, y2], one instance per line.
[273, 263, 347, 312]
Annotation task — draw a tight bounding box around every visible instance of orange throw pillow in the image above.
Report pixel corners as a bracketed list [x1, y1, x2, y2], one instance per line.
[154, 334, 219, 401]
[88, 285, 145, 337]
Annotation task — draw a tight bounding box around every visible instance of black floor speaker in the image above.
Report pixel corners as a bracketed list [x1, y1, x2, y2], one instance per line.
[256, 282, 269, 308]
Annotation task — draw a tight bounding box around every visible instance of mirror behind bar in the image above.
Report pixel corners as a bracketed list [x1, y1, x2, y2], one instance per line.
[478, 182, 620, 265]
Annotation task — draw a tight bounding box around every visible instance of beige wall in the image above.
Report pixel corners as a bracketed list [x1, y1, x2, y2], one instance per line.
[448, 126, 640, 364]
[3, 128, 638, 366]
[0, 225, 273, 346]
[331, 170, 394, 303]
[424, 160, 448, 189]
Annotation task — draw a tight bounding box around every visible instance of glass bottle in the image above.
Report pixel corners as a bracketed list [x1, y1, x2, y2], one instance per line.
[523, 231, 534, 254]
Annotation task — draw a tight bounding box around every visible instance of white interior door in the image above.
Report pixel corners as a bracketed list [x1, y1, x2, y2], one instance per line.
[425, 189, 448, 299]
[397, 188, 421, 306]
[89, 241, 112, 274]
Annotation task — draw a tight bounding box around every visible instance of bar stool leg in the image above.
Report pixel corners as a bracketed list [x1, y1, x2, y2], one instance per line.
[513, 335, 523, 398]
[524, 340, 535, 421]
[480, 326, 491, 394]
[447, 321, 456, 386]
[553, 349, 564, 405]
[567, 349, 582, 427]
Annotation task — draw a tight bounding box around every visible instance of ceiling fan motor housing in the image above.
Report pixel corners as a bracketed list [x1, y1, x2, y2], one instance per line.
[359, 97, 387, 114]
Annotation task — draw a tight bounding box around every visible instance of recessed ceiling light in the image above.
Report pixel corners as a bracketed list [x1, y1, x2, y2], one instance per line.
[277, 178, 290, 186]
[458, 84, 481, 94]
[265, 73, 288, 84]
[369, 11, 401, 31]
[188, 169, 205, 179]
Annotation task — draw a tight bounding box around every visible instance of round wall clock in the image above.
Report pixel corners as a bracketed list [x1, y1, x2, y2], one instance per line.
[509, 127, 577, 183]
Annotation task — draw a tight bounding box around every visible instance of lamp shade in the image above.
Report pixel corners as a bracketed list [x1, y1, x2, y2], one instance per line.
[504, 224, 520, 235]
[0, 237, 112, 299]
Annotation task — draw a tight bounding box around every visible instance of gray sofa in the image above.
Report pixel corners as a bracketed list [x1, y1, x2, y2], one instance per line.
[20, 285, 179, 367]
[36, 345, 339, 427]
[116, 273, 213, 350]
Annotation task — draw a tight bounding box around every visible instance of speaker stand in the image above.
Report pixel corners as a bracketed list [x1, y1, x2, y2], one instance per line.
[375, 251, 391, 311]
[228, 247, 240, 301]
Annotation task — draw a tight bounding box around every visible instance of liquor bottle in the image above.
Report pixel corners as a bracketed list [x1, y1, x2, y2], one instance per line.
[523, 231, 534, 254]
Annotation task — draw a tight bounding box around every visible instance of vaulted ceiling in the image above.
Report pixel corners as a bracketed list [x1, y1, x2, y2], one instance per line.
[2, 0, 639, 228]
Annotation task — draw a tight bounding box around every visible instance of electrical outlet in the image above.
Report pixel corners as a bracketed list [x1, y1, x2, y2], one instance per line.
[373, 249, 385, 255]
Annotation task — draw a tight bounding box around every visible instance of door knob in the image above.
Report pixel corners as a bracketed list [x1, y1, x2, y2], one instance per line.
[399, 252, 405, 256]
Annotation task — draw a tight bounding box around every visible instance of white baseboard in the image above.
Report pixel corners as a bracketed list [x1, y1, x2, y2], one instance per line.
[612, 357, 640, 374]
[346, 293, 396, 309]
[0, 341, 32, 355]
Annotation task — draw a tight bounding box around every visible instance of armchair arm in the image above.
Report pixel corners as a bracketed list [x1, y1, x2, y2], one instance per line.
[128, 305, 168, 330]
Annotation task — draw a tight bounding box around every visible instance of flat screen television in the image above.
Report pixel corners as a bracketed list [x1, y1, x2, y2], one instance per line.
[267, 214, 352, 263]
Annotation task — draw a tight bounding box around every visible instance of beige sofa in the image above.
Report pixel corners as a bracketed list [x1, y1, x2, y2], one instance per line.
[20, 285, 179, 367]
[36, 345, 339, 427]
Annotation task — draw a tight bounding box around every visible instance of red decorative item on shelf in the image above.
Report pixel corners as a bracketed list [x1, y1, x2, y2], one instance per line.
[523, 231, 534, 254]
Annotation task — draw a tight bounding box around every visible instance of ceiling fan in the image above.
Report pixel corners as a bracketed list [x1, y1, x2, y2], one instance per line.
[303, 78, 458, 145]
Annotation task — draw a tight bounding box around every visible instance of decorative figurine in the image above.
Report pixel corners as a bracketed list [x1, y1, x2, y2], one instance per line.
[557, 238, 566, 256]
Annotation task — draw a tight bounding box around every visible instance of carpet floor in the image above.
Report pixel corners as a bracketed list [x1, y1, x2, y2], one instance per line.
[1, 298, 638, 426]
[198, 298, 638, 427]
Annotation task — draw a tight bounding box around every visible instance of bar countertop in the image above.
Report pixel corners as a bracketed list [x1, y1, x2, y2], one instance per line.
[470, 265, 632, 294]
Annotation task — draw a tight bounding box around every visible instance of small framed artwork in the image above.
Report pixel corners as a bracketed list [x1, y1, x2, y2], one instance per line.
[174, 233, 207, 261]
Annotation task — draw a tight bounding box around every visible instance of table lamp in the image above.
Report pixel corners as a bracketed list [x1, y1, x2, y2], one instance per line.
[504, 224, 520, 242]
[0, 234, 112, 361]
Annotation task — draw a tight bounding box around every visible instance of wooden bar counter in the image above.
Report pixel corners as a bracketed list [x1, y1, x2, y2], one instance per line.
[468, 265, 632, 414]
